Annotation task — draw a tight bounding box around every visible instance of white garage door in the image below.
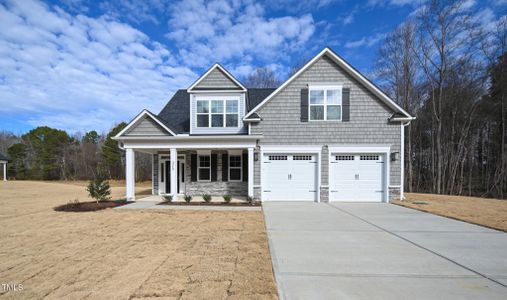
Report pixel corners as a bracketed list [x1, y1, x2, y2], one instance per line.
[330, 154, 384, 202]
[263, 154, 318, 201]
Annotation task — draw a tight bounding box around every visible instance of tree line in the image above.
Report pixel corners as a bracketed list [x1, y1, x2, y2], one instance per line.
[374, 0, 506, 198]
[0, 123, 152, 181]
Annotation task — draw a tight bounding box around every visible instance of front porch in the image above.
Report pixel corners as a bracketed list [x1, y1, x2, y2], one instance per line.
[124, 142, 255, 201]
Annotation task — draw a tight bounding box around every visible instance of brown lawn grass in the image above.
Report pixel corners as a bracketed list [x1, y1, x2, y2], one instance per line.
[394, 193, 507, 232]
[0, 181, 277, 299]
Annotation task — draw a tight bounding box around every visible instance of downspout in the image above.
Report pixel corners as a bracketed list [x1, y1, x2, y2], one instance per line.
[400, 121, 411, 200]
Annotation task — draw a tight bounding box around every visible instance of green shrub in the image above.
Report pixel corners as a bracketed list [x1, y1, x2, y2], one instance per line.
[184, 194, 192, 203]
[202, 194, 212, 203]
[164, 195, 173, 202]
[246, 196, 254, 205]
[223, 195, 232, 203]
[86, 169, 111, 203]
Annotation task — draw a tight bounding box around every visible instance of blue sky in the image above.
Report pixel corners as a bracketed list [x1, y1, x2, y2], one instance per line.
[0, 0, 505, 134]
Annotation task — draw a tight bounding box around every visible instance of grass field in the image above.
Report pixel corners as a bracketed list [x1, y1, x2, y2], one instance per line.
[0, 181, 277, 299]
[394, 193, 507, 232]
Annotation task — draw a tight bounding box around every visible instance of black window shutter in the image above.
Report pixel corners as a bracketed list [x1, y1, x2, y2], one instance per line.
[242, 153, 248, 182]
[342, 88, 350, 122]
[211, 153, 218, 181]
[301, 88, 309, 122]
[222, 153, 228, 181]
[191, 154, 197, 182]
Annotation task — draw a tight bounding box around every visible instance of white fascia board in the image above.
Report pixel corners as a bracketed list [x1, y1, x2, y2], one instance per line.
[123, 140, 257, 150]
[243, 118, 261, 122]
[114, 134, 262, 141]
[328, 146, 391, 154]
[261, 145, 322, 153]
[187, 64, 247, 92]
[114, 109, 176, 138]
[244, 47, 414, 119]
[389, 117, 416, 122]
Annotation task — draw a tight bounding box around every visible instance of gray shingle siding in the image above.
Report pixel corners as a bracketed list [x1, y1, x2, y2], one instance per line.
[250, 54, 401, 201]
[125, 117, 168, 136]
[194, 68, 241, 89]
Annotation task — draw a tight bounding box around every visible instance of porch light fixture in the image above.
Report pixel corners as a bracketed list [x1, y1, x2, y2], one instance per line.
[391, 152, 399, 162]
[254, 152, 259, 161]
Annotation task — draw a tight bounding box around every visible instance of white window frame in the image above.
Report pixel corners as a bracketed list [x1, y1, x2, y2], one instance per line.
[197, 154, 211, 182]
[229, 154, 242, 182]
[195, 95, 240, 128]
[308, 85, 342, 121]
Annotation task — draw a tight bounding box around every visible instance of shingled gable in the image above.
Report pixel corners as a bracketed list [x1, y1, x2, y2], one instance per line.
[115, 109, 176, 138]
[187, 63, 247, 92]
[243, 47, 415, 121]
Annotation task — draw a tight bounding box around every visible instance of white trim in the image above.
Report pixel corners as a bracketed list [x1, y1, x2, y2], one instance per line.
[114, 134, 262, 141]
[260, 145, 321, 203]
[328, 146, 390, 203]
[125, 148, 135, 201]
[115, 109, 176, 138]
[248, 147, 254, 197]
[187, 64, 247, 92]
[244, 47, 414, 119]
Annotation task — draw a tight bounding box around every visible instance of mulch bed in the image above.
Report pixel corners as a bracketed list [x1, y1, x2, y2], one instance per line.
[158, 201, 261, 207]
[54, 200, 131, 212]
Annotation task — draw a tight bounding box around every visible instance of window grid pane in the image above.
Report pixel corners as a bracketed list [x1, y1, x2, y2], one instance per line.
[197, 115, 209, 127]
[310, 105, 324, 120]
[226, 114, 238, 127]
[211, 100, 223, 113]
[211, 114, 223, 127]
[197, 100, 209, 113]
[327, 105, 341, 120]
[310, 90, 324, 104]
[229, 169, 241, 181]
[327, 89, 341, 104]
[226, 100, 238, 113]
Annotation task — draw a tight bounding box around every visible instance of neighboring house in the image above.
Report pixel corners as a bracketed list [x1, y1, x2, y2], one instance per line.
[0, 153, 9, 181]
[114, 48, 415, 202]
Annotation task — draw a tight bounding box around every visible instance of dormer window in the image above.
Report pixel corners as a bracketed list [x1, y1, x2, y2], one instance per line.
[196, 96, 239, 128]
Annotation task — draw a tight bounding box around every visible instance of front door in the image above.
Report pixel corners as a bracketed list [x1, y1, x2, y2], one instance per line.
[159, 155, 185, 195]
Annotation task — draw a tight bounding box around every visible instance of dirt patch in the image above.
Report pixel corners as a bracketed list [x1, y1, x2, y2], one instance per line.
[394, 193, 507, 232]
[0, 181, 278, 299]
[158, 201, 261, 207]
[54, 200, 131, 212]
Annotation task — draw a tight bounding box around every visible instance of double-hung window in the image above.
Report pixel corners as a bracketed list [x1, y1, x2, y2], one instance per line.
[196, 97, 239, 128]
[229, 155, 242, 181]
[309, 86, 342, 121]
[198, 155, 211, 181]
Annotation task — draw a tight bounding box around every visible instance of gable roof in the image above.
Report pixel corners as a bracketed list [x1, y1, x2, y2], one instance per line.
[244, 47, 415, 120]
[0, 153, 9, 162]
[115, 109, 176, 138]
[187, 63, 247, 92]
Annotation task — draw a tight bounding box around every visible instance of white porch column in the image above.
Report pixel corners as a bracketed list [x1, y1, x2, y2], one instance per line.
[170, 148, 178, 198]
[3, 162, 6, 181]
[126, 148, 135, 201]
[248, 147, 254, 198]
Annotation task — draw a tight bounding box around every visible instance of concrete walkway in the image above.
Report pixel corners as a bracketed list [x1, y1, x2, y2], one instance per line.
[116, 200, 261, 211]
[263, 202, 507, 300]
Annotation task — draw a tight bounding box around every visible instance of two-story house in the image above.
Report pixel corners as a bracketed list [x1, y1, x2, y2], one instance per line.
[114, 48, 415, 202]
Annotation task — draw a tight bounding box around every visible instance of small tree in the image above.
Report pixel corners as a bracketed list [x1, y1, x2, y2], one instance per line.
[86, 168, 111, 203]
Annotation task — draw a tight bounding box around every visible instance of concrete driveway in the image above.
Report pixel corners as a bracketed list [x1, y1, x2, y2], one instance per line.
[263, 202, 507, 299]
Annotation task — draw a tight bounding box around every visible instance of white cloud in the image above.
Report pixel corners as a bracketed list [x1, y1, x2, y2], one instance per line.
[491, 0, 507, 5]
[367, 0, 421, 7]
[345, 33, 386, 49]
[0, 0, 197, 133]
[166, 0, 315, 68]
[98, 0, 168, 25]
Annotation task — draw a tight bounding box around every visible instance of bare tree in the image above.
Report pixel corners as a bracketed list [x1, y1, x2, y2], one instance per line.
[244, 67, 281, 88]
[376, 20, 421, 192]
